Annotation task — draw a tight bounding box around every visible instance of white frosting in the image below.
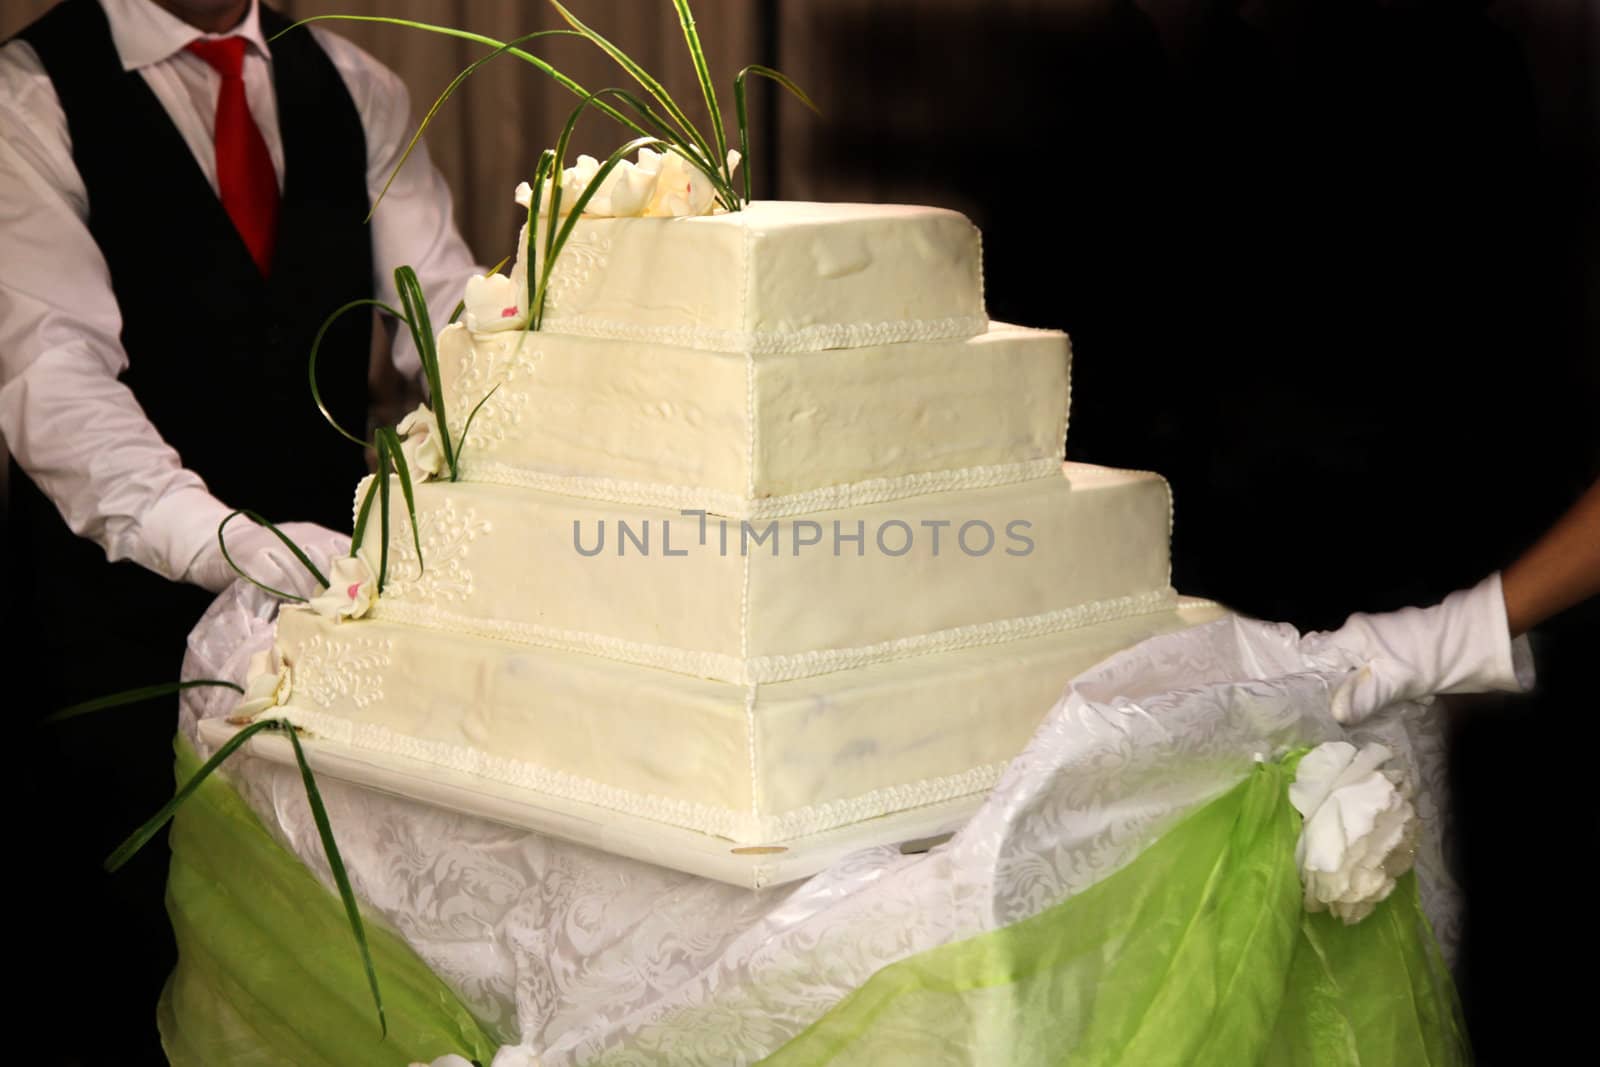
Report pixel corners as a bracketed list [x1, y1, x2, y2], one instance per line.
[272, 601, 1224, 843]
[440, 321, 1069, 517]
[509, 201, 987, 353]
[361, 466, 1173, 683]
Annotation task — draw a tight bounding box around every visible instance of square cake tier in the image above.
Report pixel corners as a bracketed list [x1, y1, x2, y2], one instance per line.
[440, 321, 1069, 518]
[513, 201, 986, 353]
[270, 599, 1222, 845]
[360, 464, 1173, 685]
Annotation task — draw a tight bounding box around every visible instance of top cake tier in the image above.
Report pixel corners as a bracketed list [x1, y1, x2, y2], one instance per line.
[522, 201, 987, 353]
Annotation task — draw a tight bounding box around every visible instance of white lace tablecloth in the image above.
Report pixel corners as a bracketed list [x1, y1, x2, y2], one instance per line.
[178, 585, 1460, 1064]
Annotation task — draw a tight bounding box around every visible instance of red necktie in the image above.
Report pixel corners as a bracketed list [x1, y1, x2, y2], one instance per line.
[186, 37, 279, 277]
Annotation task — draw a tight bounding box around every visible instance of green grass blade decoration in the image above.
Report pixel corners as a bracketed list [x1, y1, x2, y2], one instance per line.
[310, 298, 409, 447]
[376, 427, 424, 572]
[546, 0, 719, 177]
[272, 15, 650, 140]
[671, 0, 728, 186]
[393, 265, 457, 480]
[286, 727, 388, 1037]
[104, 716, 391, 1035]
[734, 64, 820, 204]
[734, 74, 751, 204]
[43, 680, 244, 725]
[350, 475, 378, 559]
[525, 151, 555, 330]
[375, 435, 393, 593]
[455, 383, 501, 459]
[370, 30, 583, 222]
[218, 509, 331, 601]
[104, 718, 280, 871]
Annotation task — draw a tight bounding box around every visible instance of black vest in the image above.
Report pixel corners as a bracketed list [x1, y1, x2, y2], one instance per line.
[8, 0, 372, 684]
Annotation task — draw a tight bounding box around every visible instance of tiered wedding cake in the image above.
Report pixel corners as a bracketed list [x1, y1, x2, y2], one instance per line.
[267, 201, 1213, 845]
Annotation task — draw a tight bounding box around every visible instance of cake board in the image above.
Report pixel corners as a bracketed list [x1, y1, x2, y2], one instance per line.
[196, 716, 974, 889]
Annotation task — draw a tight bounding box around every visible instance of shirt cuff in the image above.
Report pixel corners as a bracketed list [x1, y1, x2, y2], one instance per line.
[134, 485, 234, 582]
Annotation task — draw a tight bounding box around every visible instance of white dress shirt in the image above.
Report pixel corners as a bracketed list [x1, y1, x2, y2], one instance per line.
[0, 0, 480, 582]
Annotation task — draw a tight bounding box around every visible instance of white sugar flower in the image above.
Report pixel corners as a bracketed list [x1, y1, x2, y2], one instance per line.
[462, 272, 527, 333]
[593, 153, 658, 217]
[1289, 741, 1420, 924]
[396, 403, 446, 480]
[645, 148, 740, 217]
[308, 554, 376, 621]
[232, 648, 291, 720]
[511, 148, 740, 221]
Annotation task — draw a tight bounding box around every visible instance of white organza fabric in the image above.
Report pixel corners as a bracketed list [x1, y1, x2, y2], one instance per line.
[179, 585, 1461, 1065]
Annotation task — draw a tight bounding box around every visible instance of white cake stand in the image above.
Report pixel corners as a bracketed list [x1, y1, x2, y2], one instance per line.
[196, 717, 977, 889]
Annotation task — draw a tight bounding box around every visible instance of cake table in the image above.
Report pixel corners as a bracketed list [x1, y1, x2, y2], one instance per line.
[156, 582, 1468, 1065]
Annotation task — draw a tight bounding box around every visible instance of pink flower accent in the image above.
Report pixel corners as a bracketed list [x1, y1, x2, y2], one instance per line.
[308, 554, 376, 621]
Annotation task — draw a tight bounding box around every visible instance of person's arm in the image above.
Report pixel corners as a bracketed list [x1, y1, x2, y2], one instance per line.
[312, 29, 482, 383]
[1301, 480, 1600, 724]
[0, 41, 339, 593]
[1502, 479, 1600, 637]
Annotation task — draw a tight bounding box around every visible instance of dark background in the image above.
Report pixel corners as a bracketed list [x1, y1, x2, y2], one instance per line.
[3, 1, 1596, 1063]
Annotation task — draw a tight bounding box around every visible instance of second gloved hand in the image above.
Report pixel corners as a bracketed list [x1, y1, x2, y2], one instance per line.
[1300, 572, 1535, 725]
[185, 520, 351, 600]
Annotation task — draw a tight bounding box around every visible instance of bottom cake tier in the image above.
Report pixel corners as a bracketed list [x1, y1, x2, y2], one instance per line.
[267, 599, 1225, 845]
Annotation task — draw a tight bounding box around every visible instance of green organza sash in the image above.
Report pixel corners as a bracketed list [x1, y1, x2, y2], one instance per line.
[156, 741, 1466, 1065]
[757, 759, 1468, 1066]
[158, 737, 499, 1067]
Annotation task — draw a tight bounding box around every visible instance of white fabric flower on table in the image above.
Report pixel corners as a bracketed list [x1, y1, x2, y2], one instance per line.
[409, 1050, 541, 1067]
[490, 1047, 543, 1067]
[462, 272, 527, 333]
[307, 554, 376, 622]
[396, 403, 447, 480]
[1289, 741, 1420, 924]
[231, 648, 291, 720]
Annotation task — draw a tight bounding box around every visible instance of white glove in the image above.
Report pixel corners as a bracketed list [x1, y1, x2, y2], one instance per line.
[1300, 572, 1535, 725]
[184, 519, 351, 600]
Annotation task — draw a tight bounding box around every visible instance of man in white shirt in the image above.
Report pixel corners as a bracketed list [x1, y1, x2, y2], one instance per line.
[0, 0, 478, 1056]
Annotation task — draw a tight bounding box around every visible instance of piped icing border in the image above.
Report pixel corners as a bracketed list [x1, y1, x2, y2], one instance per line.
[457, 455, 1066, 520]
[371, 587, 1180, 685]
[271, 701, 1006, 845]
[534, 312, 990, 355]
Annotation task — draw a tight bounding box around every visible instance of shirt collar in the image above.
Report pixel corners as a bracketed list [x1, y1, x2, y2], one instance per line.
[102, 0, 270, 73]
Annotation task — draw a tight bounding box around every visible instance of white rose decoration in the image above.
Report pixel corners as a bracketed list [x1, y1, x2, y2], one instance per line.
[462, 272, 527, 333]
[232, 648, 291, 720]
[407, 1053, 542, 1067]
[308, 554, 376, 622]
[396, 403, 446, 480]
[1289, 741, 1420, 924]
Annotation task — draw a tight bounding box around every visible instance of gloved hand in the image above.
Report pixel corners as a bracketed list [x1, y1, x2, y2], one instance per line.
[185, 519, 351, 600]
[1300, 572, 1535, 725]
